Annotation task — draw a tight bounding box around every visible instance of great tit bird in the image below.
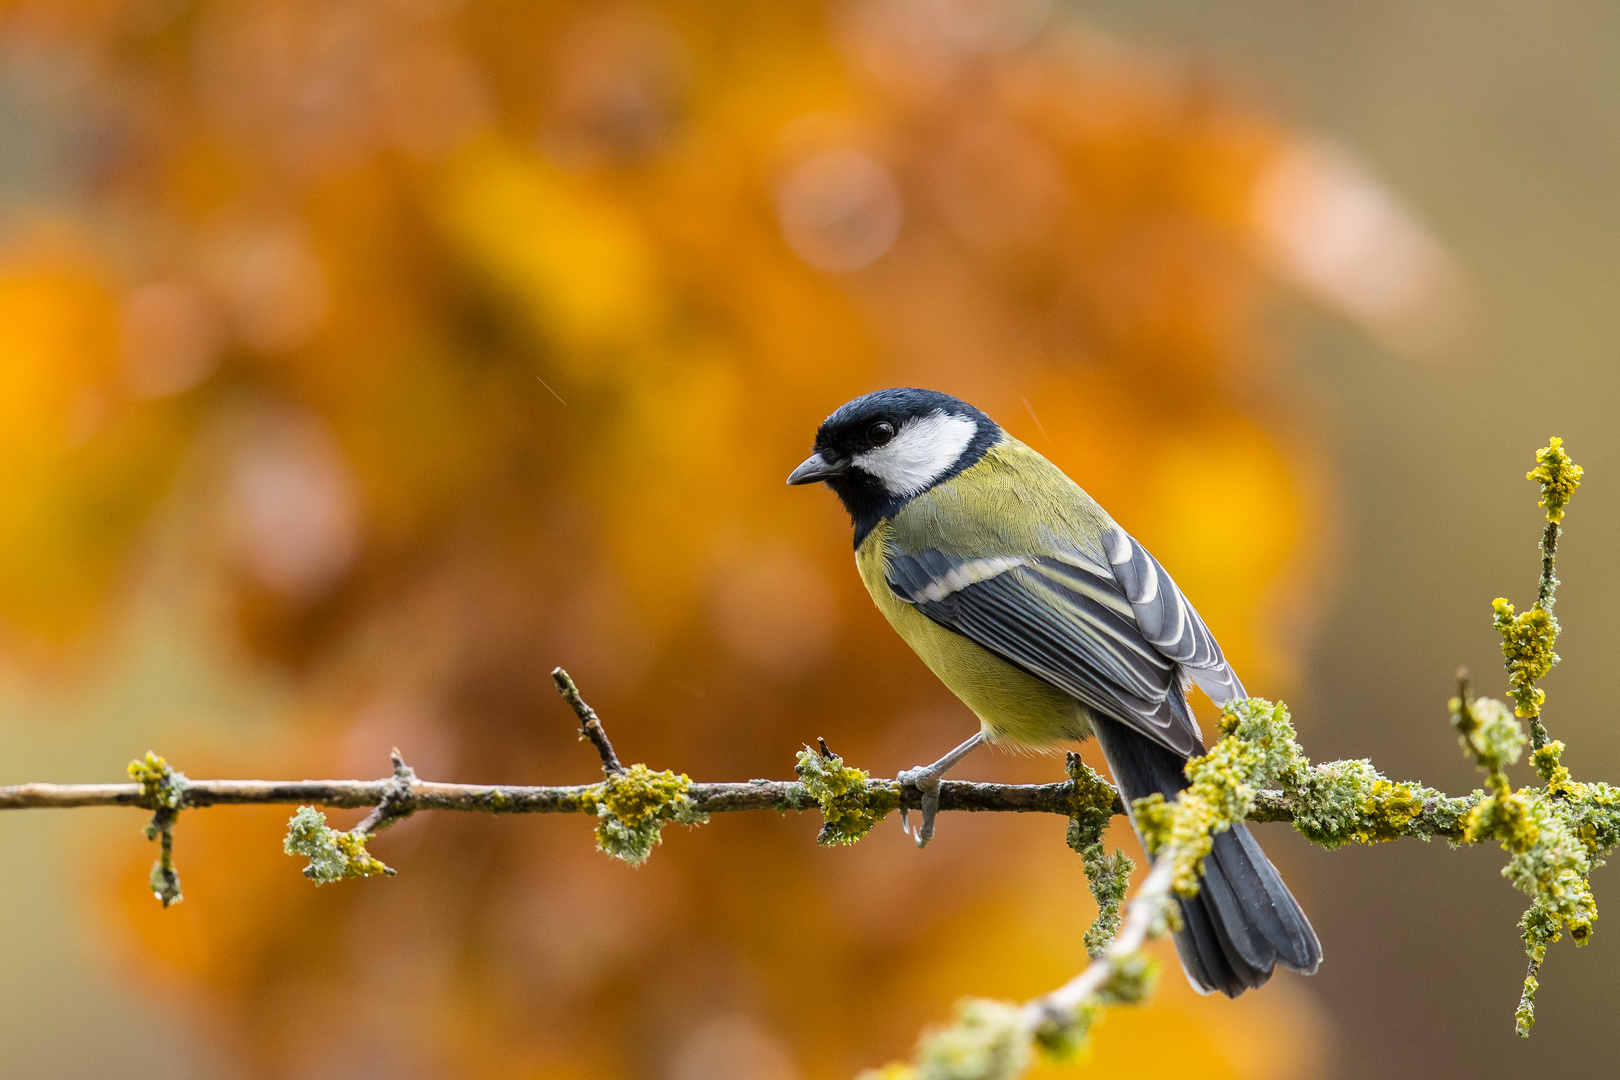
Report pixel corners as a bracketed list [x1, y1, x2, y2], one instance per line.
[788, 387, 1321, 997]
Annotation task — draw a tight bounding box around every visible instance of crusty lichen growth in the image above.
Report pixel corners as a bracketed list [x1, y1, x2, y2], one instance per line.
[1449, 691, 1614, 1036]
[1291, 761, 1455, 847]
[1529, 437, 1582, 525]
[590, 762, 708, 865]
[1078, 844, 1132, 957]
[1065, 755, 1134, 956]
[283, 806, 394, 883]
[857, 694, 1531, 1080]
[911, 999, 1032, 1080]
[128, 751, 188, 811]
[1493, 600, 1559, 720]
[1452, 694, 1527, 784]
[128, 751, 188, 906]
[850, 438, 1611, 1077]
[1133, 698, 1302, 896]
[1031, 951, 1160, 1065]
[795, 747, 898, 845]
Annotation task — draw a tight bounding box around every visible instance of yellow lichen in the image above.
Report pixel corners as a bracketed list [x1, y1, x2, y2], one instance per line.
[1528, 437, 1582, 523]
[591, 763, 708, 865]
[1532, 741, 1578, 799]
[1452, 694, 1527, 780]
[1516, 974, 1539, 1037]
[1353, 779, 1427, 843]
[794, 747, 898, 845]
[911, 999, 1031, 1080]
[282, 806, 394, 884]
[1134, 698, 1303, 897]
[127, 751, 187, 810]
[1493, 600, 1559, 718]
[128, 751, 187, 906]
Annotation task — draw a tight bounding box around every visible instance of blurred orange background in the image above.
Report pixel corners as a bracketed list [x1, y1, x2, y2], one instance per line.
[1, 2, 1617, 1078]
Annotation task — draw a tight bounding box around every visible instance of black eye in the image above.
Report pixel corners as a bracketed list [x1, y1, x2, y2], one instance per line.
[868, 421, 896, 447]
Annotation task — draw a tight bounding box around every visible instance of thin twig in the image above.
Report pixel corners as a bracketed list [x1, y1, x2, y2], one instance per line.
[351, 749, 418, 837]
[552, 667, 624, 776]
[1529, 518, 1562, 750]
[1028, 857, 1176, 1024]
[1537, 519, 1561, 612]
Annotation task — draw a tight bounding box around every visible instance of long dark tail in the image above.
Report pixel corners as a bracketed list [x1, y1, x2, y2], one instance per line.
[1090, 711, 1322, 997]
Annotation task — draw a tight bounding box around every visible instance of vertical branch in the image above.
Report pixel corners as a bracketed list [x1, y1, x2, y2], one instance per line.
[1527, 518, 1561, 752]
[1504, 437, 1583, 751]
[149, 807, 181, 907]
[1536, 518, 1560, 613]
[129, 752, 187, 907]
[553, 667, 624, 776]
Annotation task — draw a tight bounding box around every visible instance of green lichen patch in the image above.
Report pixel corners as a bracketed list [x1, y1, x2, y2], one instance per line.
[1290, 760, 1448, 848]
[1030, 954, 1159, 1064]
[592, 763, 708, 865]
[283, 806, 394, 884]
[1565, 780, 1620, 857]
[1492, 601, 1559, 719]
[147, 856, 182, 907]
[1134, 697, 1300, 897]
[1062, 755, 1134, 954]
[1064, 755, 1119, 838]
[911, 998, 1031, 1080]
[794, 747, 898, 845]
[1099, 951, 1158, 1005]
[1532, 740, 1577, 798]
[1455, 716, 1602, 1040]
[128, 752, 187, 906]
[1079, 844, 1133, 957]
[1029, 999, 1101, 1065]
[1529, 437, 1582, 524]
[1516, 974, 1539, 1037]
[128, 751, 188, 811]
[1452, 694, 1527, 780]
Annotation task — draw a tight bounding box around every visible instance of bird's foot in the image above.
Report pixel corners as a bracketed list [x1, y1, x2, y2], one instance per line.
[897, 765, 944, 849]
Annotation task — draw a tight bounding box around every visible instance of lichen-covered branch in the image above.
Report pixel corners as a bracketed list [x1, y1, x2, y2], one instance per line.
[1510, 435, 1582, 750]
[0, 752, 1435, 829]
[860, 697, 1345, 1080]
[127, 751, 187, 906]
[853, 437, 1617, 1077]
[0, 439, 1605, 1071]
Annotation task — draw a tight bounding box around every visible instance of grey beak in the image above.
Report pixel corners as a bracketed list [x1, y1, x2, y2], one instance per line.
[786, 451, 847, 485]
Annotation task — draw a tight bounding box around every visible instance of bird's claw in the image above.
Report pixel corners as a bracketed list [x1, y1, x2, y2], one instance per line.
[897, 765, 943, 849]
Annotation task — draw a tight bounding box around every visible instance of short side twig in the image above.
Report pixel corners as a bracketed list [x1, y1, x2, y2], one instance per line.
[552, 667, 624, 776]
[351, 749, 418, 837]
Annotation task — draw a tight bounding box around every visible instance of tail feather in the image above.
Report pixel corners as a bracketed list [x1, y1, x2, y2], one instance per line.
[1090, 711, 1322, 997]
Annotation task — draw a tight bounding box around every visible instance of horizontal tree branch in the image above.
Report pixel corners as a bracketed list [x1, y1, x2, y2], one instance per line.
[0, 775, 1092, 815]
[0, 772, 1469, 841]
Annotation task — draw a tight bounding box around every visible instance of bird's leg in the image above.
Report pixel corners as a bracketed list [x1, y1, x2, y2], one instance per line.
[897, 731, 985, 849]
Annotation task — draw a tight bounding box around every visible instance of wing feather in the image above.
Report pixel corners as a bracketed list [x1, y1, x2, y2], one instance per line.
[885, 528, 1245, 754]
[887, 548, 1198, 754]
[1102, 525, 1245, 704]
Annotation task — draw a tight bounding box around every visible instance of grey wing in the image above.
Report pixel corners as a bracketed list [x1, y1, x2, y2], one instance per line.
[1100, 525, 1246, 705]
[886, 546, 1202, 756]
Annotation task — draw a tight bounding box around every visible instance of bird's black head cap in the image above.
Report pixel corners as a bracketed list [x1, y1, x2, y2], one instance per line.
[787, 388, 1000, 546]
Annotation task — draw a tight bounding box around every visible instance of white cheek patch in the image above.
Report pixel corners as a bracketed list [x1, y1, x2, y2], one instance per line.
[852, 411, 979, 497]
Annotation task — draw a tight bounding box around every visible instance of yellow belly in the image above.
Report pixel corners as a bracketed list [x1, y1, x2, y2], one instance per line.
[856, 524, 1090, 749]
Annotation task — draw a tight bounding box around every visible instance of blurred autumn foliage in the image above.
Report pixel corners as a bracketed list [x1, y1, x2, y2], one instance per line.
[0, 0, 1463, 1076]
